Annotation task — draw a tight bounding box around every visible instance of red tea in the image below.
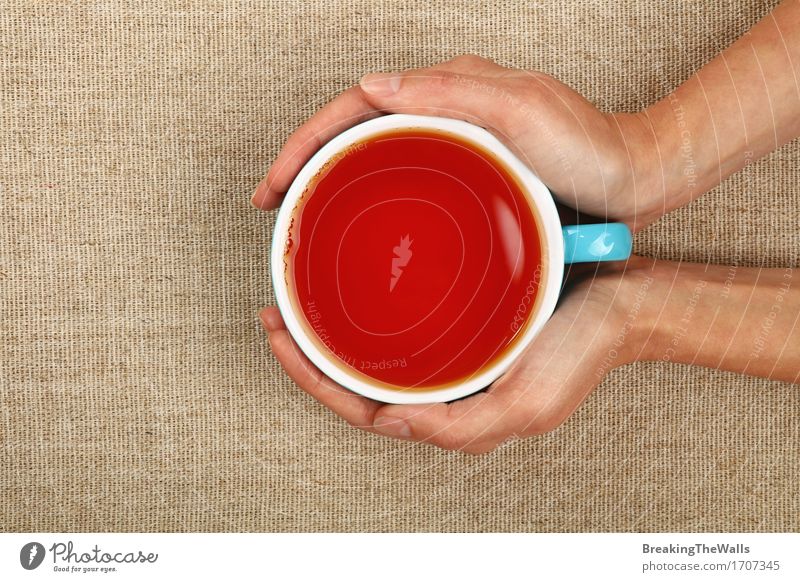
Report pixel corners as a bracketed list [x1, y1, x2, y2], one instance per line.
[286, 128, 543, 390]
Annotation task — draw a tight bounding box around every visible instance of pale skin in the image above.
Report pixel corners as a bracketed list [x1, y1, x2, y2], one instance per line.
[252, 0, 800, 454]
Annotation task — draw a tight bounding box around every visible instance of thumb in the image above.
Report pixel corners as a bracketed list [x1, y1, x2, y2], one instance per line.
[359, 69, 508, 128]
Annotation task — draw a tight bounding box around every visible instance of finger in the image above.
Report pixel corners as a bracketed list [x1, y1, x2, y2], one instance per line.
[371, 392, 513, 453]
[251, 87, 382, 211]
[269, 325, 503, 449]
[358, 61, 514, 131]
[487, 305, 607, 437]
[431, 54, 507, 76]
[258, 306, 286, 332]
[371, 299, 608, 452]
[268, 329, 381, 429]
[252, 55, 508, 211]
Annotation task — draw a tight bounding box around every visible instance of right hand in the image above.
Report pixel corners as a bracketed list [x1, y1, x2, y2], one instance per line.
[258, 256, 659, 454]
[251, 54, 660, 230]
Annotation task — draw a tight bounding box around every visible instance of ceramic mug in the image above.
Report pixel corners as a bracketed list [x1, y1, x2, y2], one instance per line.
[271, 114, 632, 404]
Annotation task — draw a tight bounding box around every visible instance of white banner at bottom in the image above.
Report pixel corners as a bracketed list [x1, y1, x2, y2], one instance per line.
[1, 533, 797, 581]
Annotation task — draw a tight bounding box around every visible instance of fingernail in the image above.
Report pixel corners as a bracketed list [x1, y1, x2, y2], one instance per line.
[250, 182, 266, 208]
[373, 416, 412, 438]
[360, 73, 402, 96]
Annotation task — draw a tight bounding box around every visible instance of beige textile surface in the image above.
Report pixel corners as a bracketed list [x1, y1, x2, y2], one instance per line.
[1, 0, 798, 532]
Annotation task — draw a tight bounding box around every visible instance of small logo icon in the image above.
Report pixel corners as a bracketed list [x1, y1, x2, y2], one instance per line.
[20, 542, 45, 570]
[390, 234, 413, 292]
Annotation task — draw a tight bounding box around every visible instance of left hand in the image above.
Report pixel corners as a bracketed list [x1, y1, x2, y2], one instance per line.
[259, 257, 655, 454]
[252, 55, 662, 230]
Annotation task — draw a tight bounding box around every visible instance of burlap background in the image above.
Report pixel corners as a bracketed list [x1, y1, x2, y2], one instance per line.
[1, 0, 798, 532]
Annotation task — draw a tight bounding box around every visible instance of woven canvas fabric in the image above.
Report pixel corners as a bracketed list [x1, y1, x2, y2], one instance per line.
[1, 0, 798, 532]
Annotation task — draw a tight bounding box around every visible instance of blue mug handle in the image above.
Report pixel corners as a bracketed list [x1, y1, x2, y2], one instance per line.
[562, 223, 632, 263]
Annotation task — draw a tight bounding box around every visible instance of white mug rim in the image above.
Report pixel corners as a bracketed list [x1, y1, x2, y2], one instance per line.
[270, 114, 565, 404]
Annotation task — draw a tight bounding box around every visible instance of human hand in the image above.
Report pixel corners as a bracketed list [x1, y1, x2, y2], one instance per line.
[259, 257, 656, 454]
[251, 55, 662, 230]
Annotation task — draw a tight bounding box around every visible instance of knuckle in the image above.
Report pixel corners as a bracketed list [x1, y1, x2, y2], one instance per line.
[512, 400, 566, 436]
[431, 430, 469, 451]
[346, 419, 368, 431]
[526, 412, 564, 435]
[430, 69, 461, 89]
[291, 123, 321, 150]
[462, 442, 497, 456]
[453, 53, 494, 67]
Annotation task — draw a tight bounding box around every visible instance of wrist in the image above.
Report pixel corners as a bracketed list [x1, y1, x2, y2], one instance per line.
[589, 256, 664, 367]
[627, 258, 681, 363]
[632, 90, 734, 224]
[625, 258, 718, 365]
[608, 110, 672, 230]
